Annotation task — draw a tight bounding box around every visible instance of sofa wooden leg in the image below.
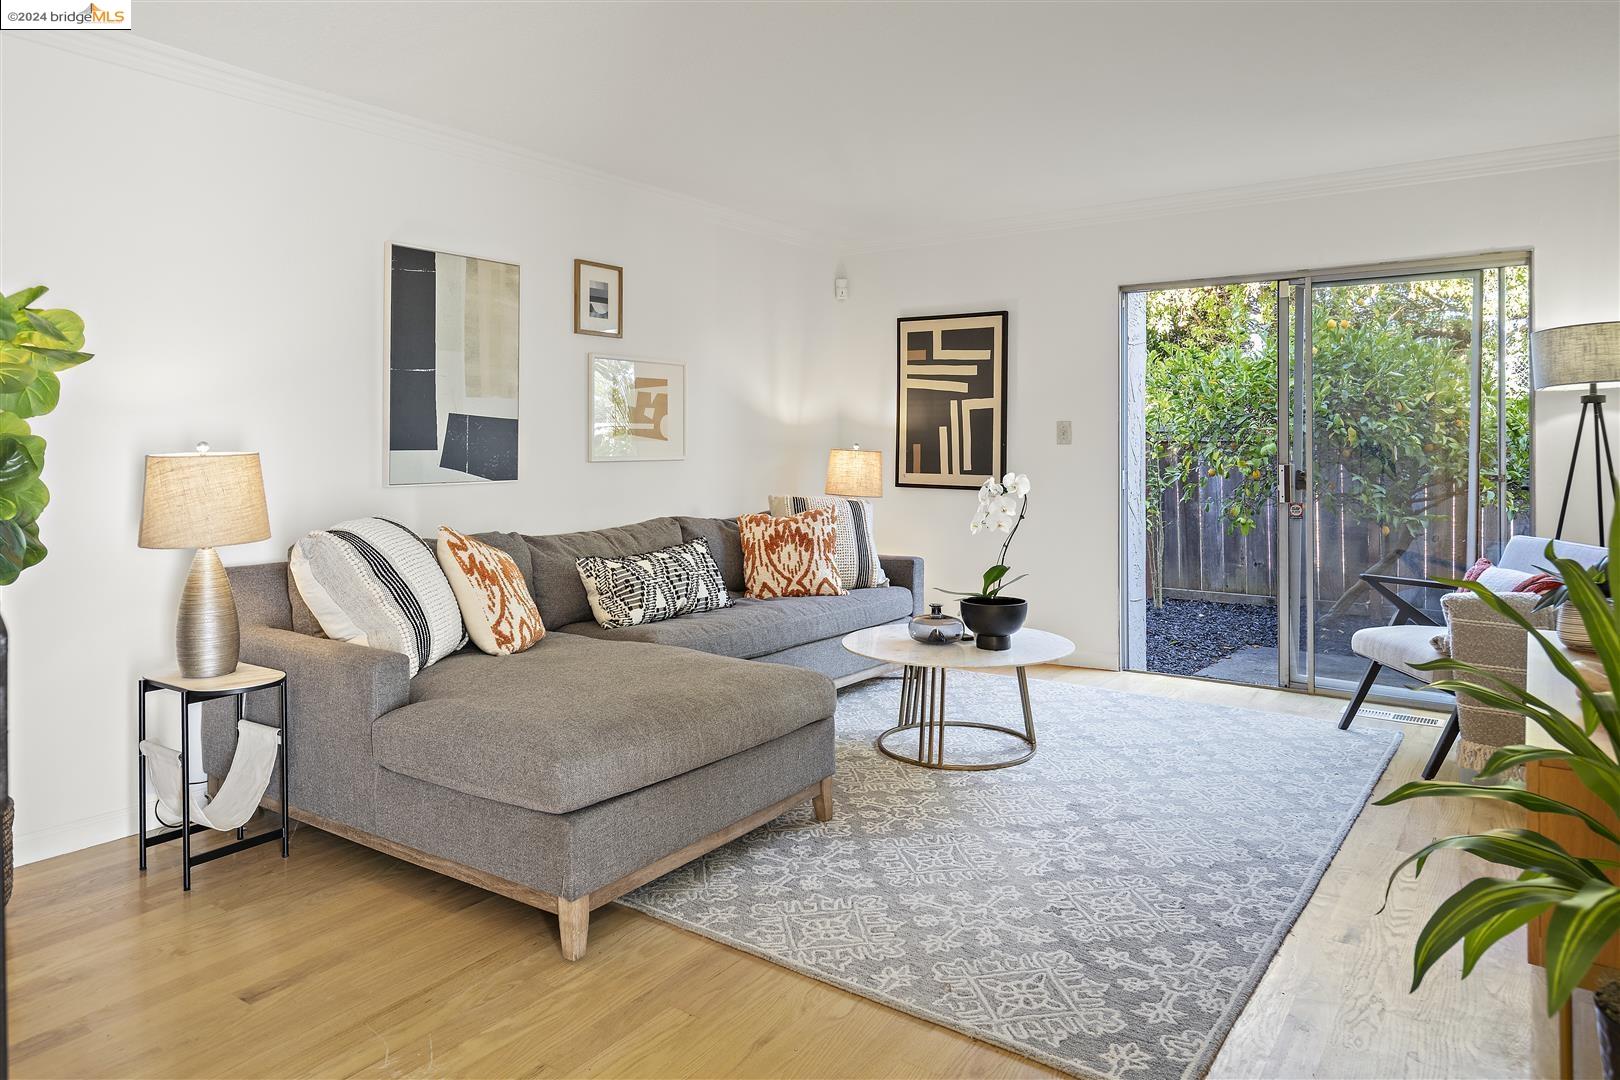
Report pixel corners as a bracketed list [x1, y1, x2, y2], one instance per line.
[813, 776, 833, 822]
[557, 897, 590, 961]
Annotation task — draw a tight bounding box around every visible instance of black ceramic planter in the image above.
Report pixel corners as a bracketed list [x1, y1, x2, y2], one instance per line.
[960, 596, 1028, 651]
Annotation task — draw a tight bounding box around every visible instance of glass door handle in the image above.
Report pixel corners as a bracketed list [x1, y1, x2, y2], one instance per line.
[1278, 463, 1307, 500]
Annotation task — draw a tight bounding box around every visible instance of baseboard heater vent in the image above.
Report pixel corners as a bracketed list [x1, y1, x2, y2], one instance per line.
[1356, 706, 1442, 727]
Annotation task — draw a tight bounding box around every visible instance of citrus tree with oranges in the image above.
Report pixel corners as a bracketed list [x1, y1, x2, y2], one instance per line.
[1144, 277, 1530, 611]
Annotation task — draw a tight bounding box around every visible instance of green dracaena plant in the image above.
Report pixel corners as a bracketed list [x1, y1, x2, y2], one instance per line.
[1375, 509, 1620, 1016]
[0, 286, 94, 584]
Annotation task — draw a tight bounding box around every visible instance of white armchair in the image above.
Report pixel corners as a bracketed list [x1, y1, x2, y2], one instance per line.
[1338, 534, 1605, 780]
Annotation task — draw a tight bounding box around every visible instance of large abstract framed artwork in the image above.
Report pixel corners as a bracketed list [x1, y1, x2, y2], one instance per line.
[387, 244, 520, 485]
[588, 354, 685, 462]
[895, 311, 1007, 489]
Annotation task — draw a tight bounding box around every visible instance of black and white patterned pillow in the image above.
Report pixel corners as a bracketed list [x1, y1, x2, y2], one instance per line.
[576, 537, 733, 629]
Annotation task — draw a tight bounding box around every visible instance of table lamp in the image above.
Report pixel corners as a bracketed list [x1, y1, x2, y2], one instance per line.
[1532, 322, 1620, 542]
[826, 444, 883, 499]
[139, 444, 270, 677]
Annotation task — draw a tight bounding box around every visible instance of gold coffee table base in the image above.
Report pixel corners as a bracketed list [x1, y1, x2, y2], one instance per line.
[875, 664, 1037, 771]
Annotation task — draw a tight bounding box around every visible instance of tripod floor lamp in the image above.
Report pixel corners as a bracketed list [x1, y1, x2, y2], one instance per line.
[1534, 321, 1620, 543]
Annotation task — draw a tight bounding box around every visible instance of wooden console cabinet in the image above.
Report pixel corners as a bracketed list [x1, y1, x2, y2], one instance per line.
[1524, 637, 1620, 1078]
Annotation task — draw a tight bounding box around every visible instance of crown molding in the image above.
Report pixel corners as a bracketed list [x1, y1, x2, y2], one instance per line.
[847, 136, 1620, 255]
[9, 33, 1615, 258]
[10, 32, 826, 249]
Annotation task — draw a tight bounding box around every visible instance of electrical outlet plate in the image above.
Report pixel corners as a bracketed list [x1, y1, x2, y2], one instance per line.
[1056, 420, 1072, 445]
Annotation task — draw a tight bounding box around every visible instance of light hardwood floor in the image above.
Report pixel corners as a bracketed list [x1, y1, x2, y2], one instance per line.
[4, 667, 1591, 1078]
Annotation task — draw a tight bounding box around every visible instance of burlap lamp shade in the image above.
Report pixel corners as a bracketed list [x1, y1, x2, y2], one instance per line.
[825, 446, 883, 499]
[139, 447, 270, 677]
[140, 451, 270, 549]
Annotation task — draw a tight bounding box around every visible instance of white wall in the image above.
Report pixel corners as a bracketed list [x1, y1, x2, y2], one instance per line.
[0, 38, 834, 863]
[819, 162, 1620, 669]
[5, 33, 1616, 865]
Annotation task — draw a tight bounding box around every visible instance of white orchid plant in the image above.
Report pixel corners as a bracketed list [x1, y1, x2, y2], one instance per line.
[941, 472, 1032, 600]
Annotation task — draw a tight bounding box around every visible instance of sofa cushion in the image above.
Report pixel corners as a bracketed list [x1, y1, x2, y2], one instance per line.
[1350, 623, 1446, 682]
[675, 515, 748, 593]
[521, 517, 683, 628]
[557, 586, 915, 659]
[372, 633, 836, 815]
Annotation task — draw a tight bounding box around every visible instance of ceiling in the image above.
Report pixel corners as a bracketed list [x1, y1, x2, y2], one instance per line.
[136, 1, 1620, 249]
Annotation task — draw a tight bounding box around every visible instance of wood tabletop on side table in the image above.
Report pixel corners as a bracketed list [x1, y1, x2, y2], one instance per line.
[1524, 637, 1614, 756]
[142, 662, 286, 696]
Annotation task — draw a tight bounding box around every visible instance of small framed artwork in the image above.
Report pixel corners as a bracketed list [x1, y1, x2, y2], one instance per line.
[386, 243, 521, 486]
[896, 310, 1008, 489]
[574, 258, 623, 338]
[588, 354, 685, 462]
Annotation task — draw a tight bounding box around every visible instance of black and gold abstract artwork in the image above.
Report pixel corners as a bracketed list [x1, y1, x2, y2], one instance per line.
[895, 311, 1007, 489]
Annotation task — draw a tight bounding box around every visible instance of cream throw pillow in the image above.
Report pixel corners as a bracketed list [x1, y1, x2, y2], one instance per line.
[436, 527, 544, 656]
[289, 516, 467, 677]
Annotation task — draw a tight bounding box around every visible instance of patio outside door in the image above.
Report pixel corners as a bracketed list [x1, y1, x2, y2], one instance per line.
[1121, 254, 1532, 700]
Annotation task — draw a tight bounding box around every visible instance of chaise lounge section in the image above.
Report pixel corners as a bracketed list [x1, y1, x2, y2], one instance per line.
[204, 514, 923, 958]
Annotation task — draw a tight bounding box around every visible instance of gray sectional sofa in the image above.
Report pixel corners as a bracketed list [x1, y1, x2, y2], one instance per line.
[204, 514, 923, 959]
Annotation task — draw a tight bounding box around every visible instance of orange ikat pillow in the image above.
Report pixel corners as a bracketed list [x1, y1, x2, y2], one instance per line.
[436, 527, 545, 655]
[737, 506, 847, 599]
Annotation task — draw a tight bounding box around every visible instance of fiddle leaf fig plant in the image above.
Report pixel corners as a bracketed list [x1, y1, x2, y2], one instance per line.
[1375, 508, 1620, 1016]
[0, 286, 94, 585]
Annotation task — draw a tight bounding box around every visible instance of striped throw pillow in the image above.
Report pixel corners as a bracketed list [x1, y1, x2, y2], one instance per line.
[290, 517, 467, 677]
[768, 495, 887, 589]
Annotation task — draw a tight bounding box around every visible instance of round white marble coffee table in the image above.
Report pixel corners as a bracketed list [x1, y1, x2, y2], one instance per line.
[841, 624, 1075, 771]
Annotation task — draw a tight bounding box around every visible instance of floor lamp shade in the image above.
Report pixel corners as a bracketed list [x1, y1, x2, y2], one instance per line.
[826, 446, 883, 499]
[139, 450, 270, 677]
[1531, 321, 1620, 390]
[1530, 323, 1620, 542]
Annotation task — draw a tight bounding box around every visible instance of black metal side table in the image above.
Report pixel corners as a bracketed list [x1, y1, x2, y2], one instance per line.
[137, 663, 289, 890]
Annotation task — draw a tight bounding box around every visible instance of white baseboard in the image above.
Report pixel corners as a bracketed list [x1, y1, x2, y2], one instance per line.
[15, 806, 134, 866]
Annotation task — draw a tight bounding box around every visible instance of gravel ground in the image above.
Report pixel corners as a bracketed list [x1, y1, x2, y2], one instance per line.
[1146, 599, 1279, 676]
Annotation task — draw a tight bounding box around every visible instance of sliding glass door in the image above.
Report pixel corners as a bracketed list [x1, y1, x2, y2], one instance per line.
[1121, 253, 1531, 699]
[1284, 262, 1532, 696]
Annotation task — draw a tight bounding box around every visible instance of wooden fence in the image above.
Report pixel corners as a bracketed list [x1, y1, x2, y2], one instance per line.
[1150, 455, 1475, 610]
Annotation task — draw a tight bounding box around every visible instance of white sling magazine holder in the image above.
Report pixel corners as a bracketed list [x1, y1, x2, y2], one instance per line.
[141, 718, 281, 832]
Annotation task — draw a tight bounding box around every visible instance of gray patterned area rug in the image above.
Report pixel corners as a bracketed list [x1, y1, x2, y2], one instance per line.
[621, 673, 1401, 1079]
